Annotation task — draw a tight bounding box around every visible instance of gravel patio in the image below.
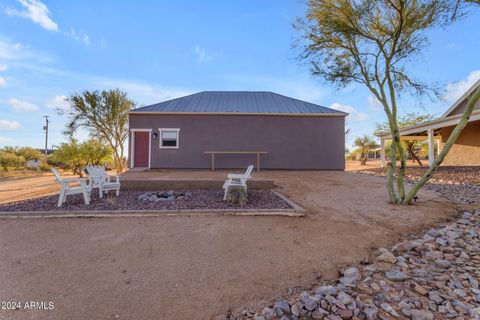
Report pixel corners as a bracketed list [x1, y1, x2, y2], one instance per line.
[0, 189, 291, 213]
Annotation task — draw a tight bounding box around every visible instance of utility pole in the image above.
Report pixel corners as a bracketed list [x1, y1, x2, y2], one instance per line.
[43, 116, 49, 157]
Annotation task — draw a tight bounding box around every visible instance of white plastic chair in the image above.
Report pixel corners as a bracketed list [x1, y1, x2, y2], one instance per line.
[51, 168, 91, 207]
[222, 165, 254, 200]
[85, 165, 121, 198]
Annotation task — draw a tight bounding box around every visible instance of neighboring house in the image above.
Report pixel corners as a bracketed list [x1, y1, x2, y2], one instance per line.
[378, 79, 480, 166]
[128, 91, 347, 170]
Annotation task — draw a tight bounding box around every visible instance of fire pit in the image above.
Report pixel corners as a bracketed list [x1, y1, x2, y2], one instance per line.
[138, 190, 192, 202]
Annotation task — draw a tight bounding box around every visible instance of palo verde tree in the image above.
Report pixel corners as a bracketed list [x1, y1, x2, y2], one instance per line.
[62, 89, 134, 173]
[296, 0, 480, 204]
[353, 135, 379, 165]
[375, 113, 434, 166]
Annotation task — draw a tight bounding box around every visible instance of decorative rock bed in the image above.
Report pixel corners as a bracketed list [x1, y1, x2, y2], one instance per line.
[350, 166, 480, 205]
[0, 189, 292, 212]
[220, 210, 480, 320]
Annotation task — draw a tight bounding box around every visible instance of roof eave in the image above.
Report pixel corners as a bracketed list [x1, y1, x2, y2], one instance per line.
[377, 109, 480, 138]
[128, 111, 348, 117]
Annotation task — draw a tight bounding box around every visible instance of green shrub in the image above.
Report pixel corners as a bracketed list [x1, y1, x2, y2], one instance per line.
[51, 139, 113, 176]
[16, 147, 44, 161]
[39, 162, 51, 171]
[0, 151, 26, 173]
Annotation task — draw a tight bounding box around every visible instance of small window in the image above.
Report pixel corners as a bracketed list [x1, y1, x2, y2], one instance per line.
[159, 128, 180, 149]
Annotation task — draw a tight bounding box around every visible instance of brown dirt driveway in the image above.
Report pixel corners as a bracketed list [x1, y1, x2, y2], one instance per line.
[0, 171, 457, 320]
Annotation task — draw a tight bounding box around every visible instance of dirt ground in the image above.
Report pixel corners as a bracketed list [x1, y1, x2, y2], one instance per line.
[344, 159, 423, 171]
[0, 170, 458, 320]
[0, 171, 75, 205]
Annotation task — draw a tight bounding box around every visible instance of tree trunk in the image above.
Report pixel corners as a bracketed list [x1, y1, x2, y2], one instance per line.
[225, 186, 248, 207]
[402, 86, 480, 204]
[386, 129, 399, 204]
[409, 150, 423, 166]
[393, 126, 407, 203]
[360, 153, 367, 165]
[406, 141, 423, 166]
[113, 149, 123, 173]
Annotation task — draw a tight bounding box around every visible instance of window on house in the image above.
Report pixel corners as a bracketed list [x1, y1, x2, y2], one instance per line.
[159, 129, 180, 149]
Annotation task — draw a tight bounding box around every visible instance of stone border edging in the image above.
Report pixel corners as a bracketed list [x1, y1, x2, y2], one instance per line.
[0, 191, 305, 219]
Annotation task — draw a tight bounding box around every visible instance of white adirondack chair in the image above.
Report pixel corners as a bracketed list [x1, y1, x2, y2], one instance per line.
[85, 165, 121, 198]
[51, 168, 91, 207]
[222, 165, 254, 200]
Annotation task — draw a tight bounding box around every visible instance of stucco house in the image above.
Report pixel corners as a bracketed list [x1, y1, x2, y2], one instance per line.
[128, 91, 347, 170]
[378, 79, 480, 166]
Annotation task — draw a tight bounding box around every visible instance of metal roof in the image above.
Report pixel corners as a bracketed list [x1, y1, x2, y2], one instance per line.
[130, 91, 347, 116]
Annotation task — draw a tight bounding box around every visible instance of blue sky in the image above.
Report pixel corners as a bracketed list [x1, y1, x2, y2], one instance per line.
[0, 0, 479, 150]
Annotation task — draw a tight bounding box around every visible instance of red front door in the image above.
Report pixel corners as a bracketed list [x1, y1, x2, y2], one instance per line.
[134, 132, 149, 167]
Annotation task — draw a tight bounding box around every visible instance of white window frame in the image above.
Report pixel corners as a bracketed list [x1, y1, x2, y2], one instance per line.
[158, 128, 180, 149]
[130, 129, 152, 168]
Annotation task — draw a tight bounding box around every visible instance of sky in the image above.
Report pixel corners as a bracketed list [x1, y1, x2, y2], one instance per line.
[0, 0, 479, 150]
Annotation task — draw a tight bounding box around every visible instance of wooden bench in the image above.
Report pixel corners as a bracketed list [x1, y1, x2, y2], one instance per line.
[204, 151, 268, 172]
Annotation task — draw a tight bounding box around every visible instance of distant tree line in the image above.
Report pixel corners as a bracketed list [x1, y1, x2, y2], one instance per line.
[0, 139, 113, 176]
[1, 89, 133, 177]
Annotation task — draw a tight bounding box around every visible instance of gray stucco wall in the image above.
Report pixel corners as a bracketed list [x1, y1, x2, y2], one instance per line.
[128, 114, 345, 170]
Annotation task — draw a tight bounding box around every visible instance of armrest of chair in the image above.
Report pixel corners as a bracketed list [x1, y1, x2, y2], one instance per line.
[107, 174, 120, 183]
[62, 177, 89, 183]
[227, 173, 245, 180]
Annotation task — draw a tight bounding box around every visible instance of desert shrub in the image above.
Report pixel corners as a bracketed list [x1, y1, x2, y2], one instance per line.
[52, 139, 113, 176]
[39, 162, 51, 171]
[0, 151, 26, 173]
[346, 148, 361, 161]
[16, 147, 44, 161]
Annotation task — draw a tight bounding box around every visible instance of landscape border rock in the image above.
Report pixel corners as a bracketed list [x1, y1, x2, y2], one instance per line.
[219, 210, 480, 320]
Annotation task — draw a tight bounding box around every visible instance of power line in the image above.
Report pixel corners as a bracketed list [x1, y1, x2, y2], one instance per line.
[43, 116, 49, 157]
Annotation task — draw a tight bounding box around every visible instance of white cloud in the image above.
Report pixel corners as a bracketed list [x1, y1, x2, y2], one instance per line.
[66, 28, 90, 46]
[0, 64, 7, 72]
[8, 98, 39, 112]
[330, 102, 368, 121]
[0, 120, 21, 130]
[0, 38, 25, 60]
[0, 37, 53, 63]
[194, 45, 212, 64]
[83, 34, 90, 46]
[46, 95, 69, 111]
[444, 70, 480, 103]
[367, 95, 382, 112]
[0, 77, 6, 88]
[5, 0, 58, 31]
[94, 78, 195, 105]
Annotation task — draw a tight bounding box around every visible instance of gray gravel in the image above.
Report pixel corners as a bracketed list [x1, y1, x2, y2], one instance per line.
[0, 189, 292, 212]
[350, 166, 480, 205]
[222, 210, 480, 319]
